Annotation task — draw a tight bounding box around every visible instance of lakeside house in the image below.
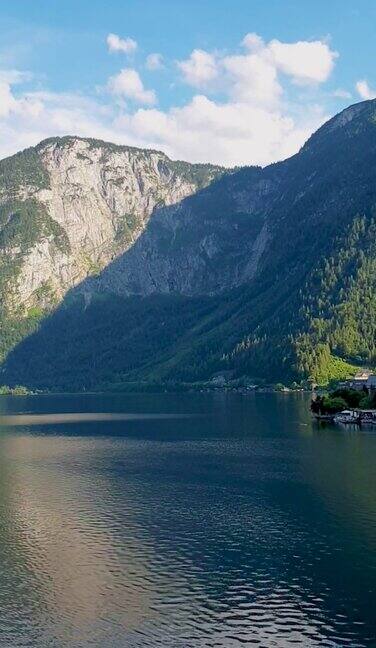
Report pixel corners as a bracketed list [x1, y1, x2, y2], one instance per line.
[341, 370, 376, 392]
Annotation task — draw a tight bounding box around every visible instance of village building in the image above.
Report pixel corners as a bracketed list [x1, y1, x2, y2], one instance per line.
[345, 370, 374, 391]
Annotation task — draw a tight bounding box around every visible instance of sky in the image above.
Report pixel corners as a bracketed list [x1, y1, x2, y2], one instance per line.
[0, 0, 375, 166]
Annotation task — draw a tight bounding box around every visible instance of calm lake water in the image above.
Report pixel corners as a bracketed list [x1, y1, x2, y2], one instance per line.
[0, 392, 375, 647]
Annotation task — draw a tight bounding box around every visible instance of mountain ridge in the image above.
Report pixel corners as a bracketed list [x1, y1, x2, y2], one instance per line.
[2, 99, 376, 389]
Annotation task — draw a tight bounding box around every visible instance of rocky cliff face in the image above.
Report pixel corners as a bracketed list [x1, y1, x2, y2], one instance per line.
[0, 136, 224, 313]
[85, 167, 278, 298]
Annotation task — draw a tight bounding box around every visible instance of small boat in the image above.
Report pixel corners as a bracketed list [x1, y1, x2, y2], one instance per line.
[333, 410, 360, 424]
[359, 410, 376, 426]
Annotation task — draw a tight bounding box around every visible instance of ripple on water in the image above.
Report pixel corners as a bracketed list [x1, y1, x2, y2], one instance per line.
[0, 394, 374, 646]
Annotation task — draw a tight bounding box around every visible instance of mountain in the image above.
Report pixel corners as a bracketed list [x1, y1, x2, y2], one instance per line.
[0, 136, 224, 362]
[2, 100, 376, 390]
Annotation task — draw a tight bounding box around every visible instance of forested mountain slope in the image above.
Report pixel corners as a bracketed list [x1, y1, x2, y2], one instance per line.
[2, 100, 376, 389]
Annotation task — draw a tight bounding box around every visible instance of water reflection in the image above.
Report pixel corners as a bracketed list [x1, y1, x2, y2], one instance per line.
[0, 412, 188, 426]
[0, 393, 374, 646]
[1, 434, 159, 646]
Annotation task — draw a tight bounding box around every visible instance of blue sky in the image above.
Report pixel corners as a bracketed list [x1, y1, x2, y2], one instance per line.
[0, 0, 375, 165]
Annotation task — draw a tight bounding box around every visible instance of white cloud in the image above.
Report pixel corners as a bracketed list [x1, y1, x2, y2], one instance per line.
[114, 96, 327, 167]
[241, 32, 265, 52]
[0, 70, 36, 118]
[0, 69, 32, 84]
[108, 68, 156, 105]
[177, 34, 337, 106]
[0, 31, 340, 166]
[109, 33, 336, 164]
[222, 52, 281, 108]
[0, 81, 17, 118]
[177, 49, 218, 88]
[0, 85, 118, 159]
[106, 33, 137, 55]
[0, 66, 328, 166]
[356, 79, 376, 100]
[146, 53, 164, 71]
[268, 39, 338, 84]
[332, 88, 352, 99]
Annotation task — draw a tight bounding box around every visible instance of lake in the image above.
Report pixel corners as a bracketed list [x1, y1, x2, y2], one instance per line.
[0, 392, 375, 647]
